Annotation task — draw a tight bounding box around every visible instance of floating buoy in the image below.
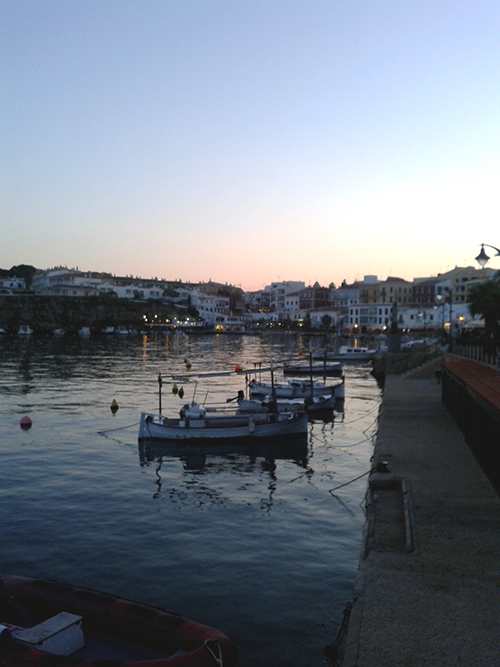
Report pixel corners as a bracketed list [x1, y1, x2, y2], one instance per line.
[185, 360, 191, 370]
[235, 364, 241, 372]
[298, 349, 303, 356]
[172, 383, 178, 395]
[20, 416, 32, 431]
[178, 387, 184, 399]
[110, 399, 119, 414]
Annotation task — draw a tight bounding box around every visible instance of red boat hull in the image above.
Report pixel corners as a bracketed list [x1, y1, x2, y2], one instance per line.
[0, 575, 237, 667]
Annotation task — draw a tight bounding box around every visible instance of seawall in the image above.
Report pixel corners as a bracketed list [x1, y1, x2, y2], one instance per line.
[341, 358, 500, 667]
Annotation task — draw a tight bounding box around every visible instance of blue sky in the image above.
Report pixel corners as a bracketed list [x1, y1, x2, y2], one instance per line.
[2, 0, 499, 290]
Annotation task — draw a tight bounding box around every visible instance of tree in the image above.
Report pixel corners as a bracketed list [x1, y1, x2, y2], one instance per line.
[321, 314, 332, 330]
[5, 264, 38, 288]
[467, 273, 500, 337]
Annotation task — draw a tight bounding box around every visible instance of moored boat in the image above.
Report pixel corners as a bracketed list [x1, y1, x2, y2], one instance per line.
[249, 377, 345, 400]
[0, 574, 237, 667]
[139, 401, 307, 442]
[17, 325, 33, 336]
[282, 361, 343, 377]
[238, 393, 337, 413]
[312, 345, 377, 361]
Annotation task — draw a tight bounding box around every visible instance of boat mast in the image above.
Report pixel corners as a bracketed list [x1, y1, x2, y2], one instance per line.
[158, 373, 163, 415]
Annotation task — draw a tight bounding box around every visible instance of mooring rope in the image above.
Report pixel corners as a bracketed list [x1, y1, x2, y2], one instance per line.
[98, 422, 140, 435]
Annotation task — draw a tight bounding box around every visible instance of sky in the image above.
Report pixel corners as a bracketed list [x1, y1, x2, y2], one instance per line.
[1, 0, 499, 291]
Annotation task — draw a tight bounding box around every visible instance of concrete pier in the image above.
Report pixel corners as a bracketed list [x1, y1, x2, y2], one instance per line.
[342, 359, 500, 667]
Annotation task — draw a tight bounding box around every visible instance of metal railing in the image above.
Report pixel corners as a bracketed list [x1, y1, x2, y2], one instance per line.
[451, 340, 499, 367]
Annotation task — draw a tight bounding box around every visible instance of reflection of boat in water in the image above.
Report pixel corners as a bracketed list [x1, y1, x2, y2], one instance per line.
[139, 435, 309, 470]
[0, 574, 237, 667]
[139, 401, 308, 443]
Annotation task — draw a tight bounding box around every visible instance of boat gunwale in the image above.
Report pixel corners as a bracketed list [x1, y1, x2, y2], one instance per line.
[1, 575, 237, 667]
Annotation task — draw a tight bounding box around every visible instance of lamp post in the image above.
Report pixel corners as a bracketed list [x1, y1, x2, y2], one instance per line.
[436, 287, 453, 351]
[435, 294, 445, 346]
[417, 310, 427, 341]
[475, 244, 500, 268]
[445, 287, 453, 352]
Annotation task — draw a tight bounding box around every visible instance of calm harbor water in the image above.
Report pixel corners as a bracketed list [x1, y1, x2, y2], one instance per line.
[0, 333, 381, 667]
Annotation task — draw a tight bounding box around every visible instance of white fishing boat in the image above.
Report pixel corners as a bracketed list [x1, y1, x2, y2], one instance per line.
[282, 361, 343, 376]
[249, 377, 345, 400]
[17, 325, 33, 336]
[139, 401, 307, 442]
[78, 327, 91, 336]
[238, 393, 337, 413]
[313, 345, 377, 361]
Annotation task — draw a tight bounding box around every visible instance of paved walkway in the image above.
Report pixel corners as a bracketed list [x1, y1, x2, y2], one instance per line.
[342, 362, 500, 667]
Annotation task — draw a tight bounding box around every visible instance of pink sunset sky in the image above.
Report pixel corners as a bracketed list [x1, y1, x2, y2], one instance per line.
[1, 1, 499, 290]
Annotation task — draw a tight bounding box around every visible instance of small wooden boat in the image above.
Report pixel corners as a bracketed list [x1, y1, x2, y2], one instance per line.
[238, 393, 337, 413]
[312, 346, 377, 361]
[139, 401, 308, 442]
[282, 361, 343, 377]
[0, 575, 237, 667]
[249, 377, 345, 400]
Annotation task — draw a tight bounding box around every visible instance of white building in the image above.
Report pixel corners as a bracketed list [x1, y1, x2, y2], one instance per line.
[0, 276, 26, 292]
[265, 281, 305, 312]
[32, 268, 103, 295]
[189, 290, 230, 324]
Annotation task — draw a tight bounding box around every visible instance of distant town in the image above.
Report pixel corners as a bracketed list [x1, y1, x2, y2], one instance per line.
[0, 263, 497, 335]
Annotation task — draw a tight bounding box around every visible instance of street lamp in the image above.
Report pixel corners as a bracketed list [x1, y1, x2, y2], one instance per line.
[435, 294, 445, 346]
[475, 243, 500, 268]
[436, 288, 453, 351]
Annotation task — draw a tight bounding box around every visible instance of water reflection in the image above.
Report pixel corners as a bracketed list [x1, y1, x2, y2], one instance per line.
[139, 437, 310, 510]
[138, 436, 309, 470]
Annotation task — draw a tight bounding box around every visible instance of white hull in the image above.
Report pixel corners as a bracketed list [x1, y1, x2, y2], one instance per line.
[139, 409, 308, 442]
[239, 393, 338, 413]
[313, 346, 377, 361]
[283, 362, 343, 376]
[250, 377, 344, 400]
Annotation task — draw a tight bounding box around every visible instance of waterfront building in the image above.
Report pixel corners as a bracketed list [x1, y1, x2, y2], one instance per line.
[188, 289, 230, 324]
[264, 281, 305, 312]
